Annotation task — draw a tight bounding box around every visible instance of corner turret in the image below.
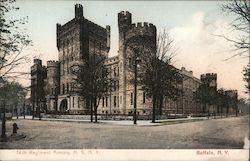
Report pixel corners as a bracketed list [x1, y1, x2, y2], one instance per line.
[75, 4, 83, 19]
[200, 73, 217, 89]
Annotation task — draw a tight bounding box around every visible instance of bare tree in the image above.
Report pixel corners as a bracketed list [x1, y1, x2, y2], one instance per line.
[71, 54, 112, 123]
[220, 0, 250, 59]
[0, 0, 31, 80]
[220, 0, 250, 97]
[138, 29, 182, 123]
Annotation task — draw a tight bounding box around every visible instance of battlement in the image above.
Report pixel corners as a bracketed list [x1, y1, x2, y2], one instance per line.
[200, 73, 217, 79]
[118, 11, 132, 32]
[130, 22, 156, 28]
[126, 22, 156, 42]
[34, 59, 42, 65]
[47, 60, 59, 68]
[75, 4, 83, 18]
[225, 90, 238, 97]
[118, 11, 132, 17]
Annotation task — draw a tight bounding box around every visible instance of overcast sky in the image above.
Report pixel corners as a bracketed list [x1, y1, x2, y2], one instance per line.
[10, 0, 248, 99]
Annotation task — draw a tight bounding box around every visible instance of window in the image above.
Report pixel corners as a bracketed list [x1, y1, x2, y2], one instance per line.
[114, 96, 116, 107]
[105, 97, 108, 107]
[67, 83, 69, 93]
[114, 67, 117, 76]
[131, 92, 133, 105]
[62, 84, 65, 94]
[102, 97, 104, 107]
[117, 96, 119, 107]
[73, 97, 74, 108]
[143, 92, 146, 104]
[78, 97, 80, 108]
[114, 81, 116, 91]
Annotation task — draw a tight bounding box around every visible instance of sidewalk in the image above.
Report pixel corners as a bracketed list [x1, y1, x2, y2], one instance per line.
[10, 115, 209, 126]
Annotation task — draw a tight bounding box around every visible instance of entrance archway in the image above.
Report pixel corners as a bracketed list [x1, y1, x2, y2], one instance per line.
[59, 99, 68, 112]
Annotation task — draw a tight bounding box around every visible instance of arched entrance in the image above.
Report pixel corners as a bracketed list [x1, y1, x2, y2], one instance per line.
[59, 99, 68, 112]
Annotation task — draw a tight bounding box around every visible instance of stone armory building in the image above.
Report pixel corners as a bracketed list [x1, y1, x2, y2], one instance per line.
[31, 4, 237, 116]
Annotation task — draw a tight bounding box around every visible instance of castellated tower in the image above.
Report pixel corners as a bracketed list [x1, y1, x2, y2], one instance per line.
[55, 4, 110, 114]
[118, 11, 157, 115]
[30, 59, 47, 114]
[46, 61, 60, 112]
[200, 73, 217, 90]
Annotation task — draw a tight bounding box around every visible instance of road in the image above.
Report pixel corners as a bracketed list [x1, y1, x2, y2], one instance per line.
[0, 116, 249, 149]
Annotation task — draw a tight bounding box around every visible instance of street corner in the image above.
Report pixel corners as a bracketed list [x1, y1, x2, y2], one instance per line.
[0, 133, 26, 142]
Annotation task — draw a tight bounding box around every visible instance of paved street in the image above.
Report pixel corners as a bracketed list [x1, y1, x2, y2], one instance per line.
[0, 116, 249, 149]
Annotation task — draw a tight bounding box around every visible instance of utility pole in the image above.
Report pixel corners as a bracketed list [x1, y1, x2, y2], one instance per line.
[1, 101, 6, 141]
[133, 49, 140, 125]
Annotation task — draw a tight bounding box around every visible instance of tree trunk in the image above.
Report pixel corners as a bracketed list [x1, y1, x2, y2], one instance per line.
[94, 107, 97, 123]
[23, 101, 26, 119]
[207, 104, 210, 119]
[226, 105, 229, 117]
[94, 99, 98, 123]
[32, 101, 34, 120]
[235, 102, 238, 117]
[152, 96, 156, 123]
[220, 106, 222, 118]
[159, 97, 163, 115]
[90, 97, 93, 122]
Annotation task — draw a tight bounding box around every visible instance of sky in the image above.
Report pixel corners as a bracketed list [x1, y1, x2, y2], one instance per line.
[8, 0, 249, 99]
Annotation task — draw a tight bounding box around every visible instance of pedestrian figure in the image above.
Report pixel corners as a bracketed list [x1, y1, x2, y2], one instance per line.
[12, 123, 19, 134]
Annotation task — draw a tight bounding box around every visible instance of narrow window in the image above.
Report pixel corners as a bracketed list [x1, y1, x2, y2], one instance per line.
[117, 96, 119, 107]
[143, 92, 146, 104]
[78, 97, 80, 108]
[131, 92, 133, 105]
[114, 67, 116, 76]
[73, 97, 74, 108]
[105, 97, 108, 107]
[114, 96, 116, 107]
[102, 97, 104, 107]
[114, 81, 116, 91]
[62, 84, 65, 94]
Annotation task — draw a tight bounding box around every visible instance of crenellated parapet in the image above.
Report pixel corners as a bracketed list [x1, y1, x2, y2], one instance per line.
[200, 73, 217, 80]
[118, 11, 132, 32]
[126, 22, 156, 43]
[200, 73, 217, 89]
[75, 4, 83, 19]
[47, 60, 59, 68]
[34, 59, 42, 65]
[225, 90, 238, 97]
